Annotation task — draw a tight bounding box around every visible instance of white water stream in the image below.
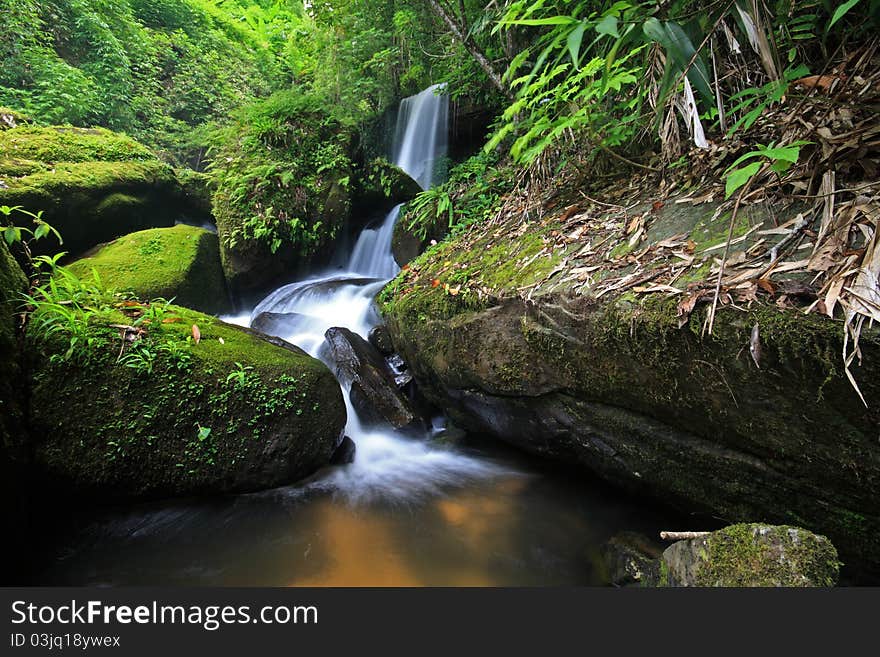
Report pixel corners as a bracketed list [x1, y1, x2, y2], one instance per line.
[225, 84, 504, 502]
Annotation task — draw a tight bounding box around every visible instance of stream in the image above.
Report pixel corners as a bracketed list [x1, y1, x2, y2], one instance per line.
[29, 85, 688, 586]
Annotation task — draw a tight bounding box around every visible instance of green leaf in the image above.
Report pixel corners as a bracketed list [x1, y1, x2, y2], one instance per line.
[506, 17, 579, 27]
[595, 14, 619, 38]
[34, 223, 49, 240]
[567, 22, 587, 68]
[828, 0, 862, 30]
[3, 226, 18, 246]
[725, 162, 762, 199]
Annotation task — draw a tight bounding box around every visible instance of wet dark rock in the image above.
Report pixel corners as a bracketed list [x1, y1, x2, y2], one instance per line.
[252, 311, 306, 336]
[330, 436, 357, 465]
[325, 326, 421, 430]
[380, 194, 880, 576]
[368, 325, 395, 355]
[601, 532, 662, 587]
[657, 524, 839, 587]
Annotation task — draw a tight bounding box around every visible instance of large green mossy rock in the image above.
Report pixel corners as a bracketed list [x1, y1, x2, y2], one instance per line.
[27, 305, 346, 500]
[211, 91, 355, 300]
[353, 158, 422, 222]
[380, 193, 880, 577]
[659, 524, 840, 587]
[68, 225, 230, 315]
[0, 126, 189, 258]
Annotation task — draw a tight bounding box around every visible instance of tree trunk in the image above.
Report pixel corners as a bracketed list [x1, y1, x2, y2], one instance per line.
[425, 0, 512, 98]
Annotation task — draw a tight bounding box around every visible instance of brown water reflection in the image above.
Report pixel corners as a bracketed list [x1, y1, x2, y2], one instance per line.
[33, 440, 684, 586]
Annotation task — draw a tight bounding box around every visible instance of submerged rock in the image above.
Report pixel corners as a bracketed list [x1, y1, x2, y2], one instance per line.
[330, 436, 357, 465]
[658, 524, 840, 587]
[0, 126, 193, 258]
[68, 224, 231, 315]
[324, 326, 420, 430]
[380, 192, 880, 576]
[28, 305, 346, 501]
[252, 311, 306, 336]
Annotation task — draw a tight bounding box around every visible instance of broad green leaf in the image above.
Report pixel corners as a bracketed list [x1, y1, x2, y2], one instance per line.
[595, 14, 619, 38]
[725, 162, 762, 199]
[567, 21, 587, 67]
[828, 0, 862, 30]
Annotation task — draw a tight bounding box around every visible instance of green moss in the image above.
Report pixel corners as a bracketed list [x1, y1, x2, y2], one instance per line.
[28, 302, 346, 500]
[0, 126, 155, 164]
[68, 225, 230, 315]
[0, 158, 46, 178]
[210, 90, 354, 295]
[692, 524, 840, 587]
[0, 160, 179, 258]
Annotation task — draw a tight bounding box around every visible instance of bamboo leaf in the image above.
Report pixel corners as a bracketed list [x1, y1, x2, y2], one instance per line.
[725, 162, 761, 199]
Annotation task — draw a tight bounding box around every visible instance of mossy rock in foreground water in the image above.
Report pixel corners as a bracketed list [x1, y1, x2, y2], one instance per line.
[68, 224, 230, 315]
[28, 305, 346, 501]
[658, 524, 840, 587]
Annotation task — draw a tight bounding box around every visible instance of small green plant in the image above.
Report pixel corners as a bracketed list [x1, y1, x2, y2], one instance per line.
[134, 297, 176, 329]
[723, 140, 810, 198]
[725, 65, 810, 137]
[118, 342, 157, 375]
[226, 362, 255, 389]
[158, 339, 193, 371]
[1, 205, 63, 273]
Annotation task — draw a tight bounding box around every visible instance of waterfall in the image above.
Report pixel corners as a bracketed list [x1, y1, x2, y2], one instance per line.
[391, 83, 448, 190]
[232, 84, 502, 501]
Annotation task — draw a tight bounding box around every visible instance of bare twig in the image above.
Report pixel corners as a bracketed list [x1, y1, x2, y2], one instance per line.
[660, 531, 711, 541]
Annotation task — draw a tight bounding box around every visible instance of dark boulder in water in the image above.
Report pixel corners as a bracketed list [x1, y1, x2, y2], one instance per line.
[368, 325, 395, 356]
[330, 436, 357, 465]
[325, 326, 421, 430]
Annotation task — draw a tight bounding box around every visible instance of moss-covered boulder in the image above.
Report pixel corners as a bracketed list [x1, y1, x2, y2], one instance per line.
[353, 158, 422, 222]
[391, 205, 448, 268]
[68, 225, 230, 315]
[0, 126, 194, 258]
[659, 524, 840, 587]
[380, 188, 880, 577]
[27, 304, 346, 500]
[211, 91, 355, 300]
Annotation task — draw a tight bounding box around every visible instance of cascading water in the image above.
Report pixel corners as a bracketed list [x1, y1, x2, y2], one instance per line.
[29, 85, 690, 587]
[235, 84, 503, 502]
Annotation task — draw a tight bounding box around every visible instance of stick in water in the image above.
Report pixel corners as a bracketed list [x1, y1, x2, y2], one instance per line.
[660, 531, 711, 541]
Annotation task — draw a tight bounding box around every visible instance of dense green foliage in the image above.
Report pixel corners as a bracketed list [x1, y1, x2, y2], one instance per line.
[485, 0, 880, 166]
[209, 90, 354, 258]
[0, 0, 299, 162]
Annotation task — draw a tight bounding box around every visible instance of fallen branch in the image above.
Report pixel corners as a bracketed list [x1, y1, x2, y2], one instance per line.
[660, 531, 711, 541]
